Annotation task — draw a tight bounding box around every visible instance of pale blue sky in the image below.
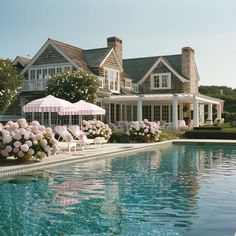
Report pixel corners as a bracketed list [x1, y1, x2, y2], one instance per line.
[1, 0, 236, 88]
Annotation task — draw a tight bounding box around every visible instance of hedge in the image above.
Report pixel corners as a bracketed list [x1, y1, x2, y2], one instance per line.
[184, 130, 236, 139]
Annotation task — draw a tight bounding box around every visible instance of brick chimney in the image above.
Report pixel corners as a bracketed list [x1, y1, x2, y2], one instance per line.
[107, 36, 123, 66]
[181, 47, 198, 93]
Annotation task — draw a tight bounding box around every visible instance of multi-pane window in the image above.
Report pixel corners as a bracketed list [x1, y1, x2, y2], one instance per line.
[29, 65, 71, 80]
[132, 84, 139, 93]
[30, 70, 35, 80]
[154, 105, 161, 121]
[104, 68, 120, 93]
[142, 106, 152, 121]
[151, 73, 171, 89]
[162, 105, 169, 122]
[125, 79, 132, 88]
[36, 69, 42, 79]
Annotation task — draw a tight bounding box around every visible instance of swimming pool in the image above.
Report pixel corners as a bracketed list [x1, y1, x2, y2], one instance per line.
[0, 143, 236, 236]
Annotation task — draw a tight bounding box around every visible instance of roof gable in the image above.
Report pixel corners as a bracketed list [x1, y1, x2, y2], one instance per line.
[12, 56, 31, 67]
[123, 54, 186, 84]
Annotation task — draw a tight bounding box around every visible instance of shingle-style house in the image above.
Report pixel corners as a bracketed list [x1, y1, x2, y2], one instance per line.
[13, 36, 223, 128]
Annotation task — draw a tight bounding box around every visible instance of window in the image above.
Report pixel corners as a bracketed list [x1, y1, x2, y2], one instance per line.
[104, 68, 120, 93]
[98, 77, 104, 88]
[48, 68, 55, 77]
[132, 84, 139, 93]
[64, 66, 71, 72]
[151, 73, 171, 89]
[36, 69, 42, 79]
[30, 70, 35, 80]
[43, 69, 48, 79]
[125, 79, 132, 89]
[57, 67, 62, 73]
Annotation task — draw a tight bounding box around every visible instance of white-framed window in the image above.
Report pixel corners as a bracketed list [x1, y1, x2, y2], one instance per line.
[104, 68, 120, 93]
[98, 77, 104, 88]
[28, 64, 72, 80]
[132, 84, 139, 93]
[150, 73, 171, 90]
[125, 79, 132, 89]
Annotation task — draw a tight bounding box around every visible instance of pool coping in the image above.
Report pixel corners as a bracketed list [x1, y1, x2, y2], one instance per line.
[1, 139, 236, 179]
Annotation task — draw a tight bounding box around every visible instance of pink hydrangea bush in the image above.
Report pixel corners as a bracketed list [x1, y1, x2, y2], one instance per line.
[127, 119, 161, 142]
[0, 118, 58, 160]
[82, 120, 112, 140]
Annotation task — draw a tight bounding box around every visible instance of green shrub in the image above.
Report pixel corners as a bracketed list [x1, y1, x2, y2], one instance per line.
[193, 126, 222, 130]
[184, 130, 236, 139]
[159, 131, 183, 142]
[109, 132, 130, 143]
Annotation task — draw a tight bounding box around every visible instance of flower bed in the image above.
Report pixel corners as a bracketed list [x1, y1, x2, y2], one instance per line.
[82, 120, 112, 140]
[127, 119, 161, 143]
[0, 119, 58, 160]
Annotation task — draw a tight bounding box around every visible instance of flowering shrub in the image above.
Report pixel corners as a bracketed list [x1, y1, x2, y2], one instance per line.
[0, 118, 58, 160]
[127, 119, 161, 142]
[82, 120, 112, 140]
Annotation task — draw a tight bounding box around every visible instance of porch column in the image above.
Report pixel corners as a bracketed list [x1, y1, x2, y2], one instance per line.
[114, 104, 116, 122]
[217, 103, 222, 119]
[137, 97, 143, 121]
[172, 95, 178, 130]
[48, 112, 52, 127]
[179, 103, 183, 120]
[193, 96, 199, 127]
[208, 103, 213, 123]
[151, 105, 154, 121]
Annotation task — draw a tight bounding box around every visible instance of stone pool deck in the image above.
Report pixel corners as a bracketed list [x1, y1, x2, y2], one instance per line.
[1, 139, 236, 179]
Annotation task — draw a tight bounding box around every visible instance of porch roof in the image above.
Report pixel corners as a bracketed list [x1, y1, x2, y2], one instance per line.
[104, 93, 224, 105]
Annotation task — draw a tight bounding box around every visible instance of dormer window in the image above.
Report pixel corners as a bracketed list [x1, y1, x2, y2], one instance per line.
[150, 73, 171, 90]
[125, 79, 132, 89]
[98, 76, 104, 88]
[132, 84, 139, 93]
[104, 68, 120, 93]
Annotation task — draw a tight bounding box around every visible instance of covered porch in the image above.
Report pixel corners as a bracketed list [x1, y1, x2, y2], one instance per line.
[100, 93, 224, 129]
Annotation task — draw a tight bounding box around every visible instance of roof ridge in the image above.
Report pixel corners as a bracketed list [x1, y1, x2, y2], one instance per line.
[124, 54, 181, 61]
[49, 38, 84, 50]
[84, 47, 111, 52]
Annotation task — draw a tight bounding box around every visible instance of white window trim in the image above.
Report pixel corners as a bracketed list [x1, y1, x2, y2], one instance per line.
[132, 84, 139, 93]
[125, 78, 132, 89]
[97, 76, 104, 88]
[150, 72, 171, 90]
[28, 64, 72, 80]
[104, 67, 120, 93]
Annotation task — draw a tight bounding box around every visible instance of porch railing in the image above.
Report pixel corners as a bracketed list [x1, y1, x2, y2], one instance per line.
[20, 79, 48, 92]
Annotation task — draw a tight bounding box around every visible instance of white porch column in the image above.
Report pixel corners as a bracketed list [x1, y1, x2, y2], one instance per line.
[114, 104, 116, 122]
[179, 103, 183, 120]
[208, 103, 213, 123]
[193, 95, 199, 127]
[199, 104, 205, 125]
[172, 95, 178, 130]
[217, 103, 222, 119]
[137, 97, 143, 121]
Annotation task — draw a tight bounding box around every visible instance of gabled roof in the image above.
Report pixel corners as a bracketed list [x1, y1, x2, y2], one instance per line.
[84, 48, 112, 68]
[50, 39, 92, 73]
[123, 54, 182, 83]
[12, 56, 31, 67]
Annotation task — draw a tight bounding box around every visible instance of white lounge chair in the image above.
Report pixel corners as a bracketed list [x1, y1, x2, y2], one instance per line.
[68, 125, 94, 149]
[54, 126, 80, 153]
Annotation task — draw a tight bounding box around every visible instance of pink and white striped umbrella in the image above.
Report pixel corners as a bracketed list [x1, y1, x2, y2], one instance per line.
[22, 95, 77, 113]
[59, 100, 106, 115]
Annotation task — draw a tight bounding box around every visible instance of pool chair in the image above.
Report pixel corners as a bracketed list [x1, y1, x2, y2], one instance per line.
[68, 125, 94, 149]
[54, 126, 80, 153]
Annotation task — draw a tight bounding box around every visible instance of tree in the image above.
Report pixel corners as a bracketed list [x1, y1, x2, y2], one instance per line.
[0, 59, 22, 114]
[46, 70, 100, 103]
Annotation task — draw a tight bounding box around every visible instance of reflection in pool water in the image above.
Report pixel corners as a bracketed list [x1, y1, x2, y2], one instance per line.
[0, 144, 236, 235]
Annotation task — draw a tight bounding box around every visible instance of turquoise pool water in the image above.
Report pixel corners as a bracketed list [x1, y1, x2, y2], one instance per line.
[0, 144, 236, 236]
